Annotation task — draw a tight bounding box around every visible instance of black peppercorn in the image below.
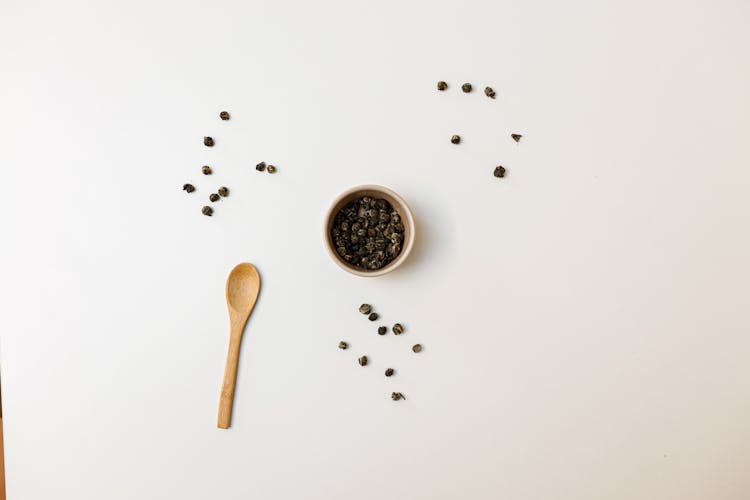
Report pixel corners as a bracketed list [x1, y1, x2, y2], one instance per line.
[461, 83, 472, 93]
[209, 193, 220, 202]
[484, 86, 496, 99]
[338, 341, 348, 350]
[511, 134, 522, 142]
[494, 166, 506, 178]
[391, 392, 405, 401]
[219, 111, 230, 120]
[255, 162, 266, 172]
[451, 134, 461, 144]
[201, 206, 213, 216]
[385, 368, 394, 377]
[202, 165, 212, 175]
[218, 186, 229, 197]
[437, 81, 448, 91]
[182, 183, 195, 193]
[203, 136, 214, 147]
[378, 326, 387, 335]
[368, 313, 378, 321]
[267, 165, 277, 174]
[358, 356, 368, 366]
[392, 323, 404, 335]
[412, 344, 422, 353]
[359, 304, 371, 314]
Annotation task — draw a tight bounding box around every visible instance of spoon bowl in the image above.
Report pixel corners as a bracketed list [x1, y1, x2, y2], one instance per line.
[227, 263, 260, 312]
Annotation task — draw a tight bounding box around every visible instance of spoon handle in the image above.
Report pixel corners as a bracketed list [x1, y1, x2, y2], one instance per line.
[217, 323, 244, 429]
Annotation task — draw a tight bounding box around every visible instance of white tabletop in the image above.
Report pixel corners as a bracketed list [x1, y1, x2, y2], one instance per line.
[2, 1, 750, 499]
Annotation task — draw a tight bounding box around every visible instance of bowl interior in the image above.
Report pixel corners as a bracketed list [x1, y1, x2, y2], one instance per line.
[325, 187, 413, 276]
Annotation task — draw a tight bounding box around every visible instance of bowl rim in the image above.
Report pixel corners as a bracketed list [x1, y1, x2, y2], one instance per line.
[324, 184, 415, 277]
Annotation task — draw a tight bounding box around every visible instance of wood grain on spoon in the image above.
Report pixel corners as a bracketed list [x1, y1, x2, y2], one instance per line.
[218, 263, 261, 429]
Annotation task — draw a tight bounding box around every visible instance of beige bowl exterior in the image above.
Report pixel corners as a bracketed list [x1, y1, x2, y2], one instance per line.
[324, 185, 415, 277]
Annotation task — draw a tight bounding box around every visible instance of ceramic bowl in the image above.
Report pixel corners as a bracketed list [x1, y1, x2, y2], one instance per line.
[324, 185, 415, 277]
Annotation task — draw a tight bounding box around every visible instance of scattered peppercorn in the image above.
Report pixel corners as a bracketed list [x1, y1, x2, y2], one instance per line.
[378, 326, 387, 335]
[392, 323, 404, 335]
[484, 86, 496, 99]
[437, 81, 448, 91]
[385, 368, 394, 377]
[219, 111, 230, 120]
[203, 136, 214, 147]
[202, 165, 212, 175]
[451, 134, 461, 144]
[391, 392, 405, 401]
[267, 165, 277, 174]
[255, 162, 266, 172]
[338, 341, 348, 350]
[368, 313, 378, 321]
[358, 356, 368, 366]
[218, 186, 229, 197]
[359, 304, 372, 315]
[511, 134, 522, 142]
[494, 166, 506, 178]
[461, 83, 472, 93]
[412, 344, 422, 353]
[201, 206, 213, 216]
[209, 193, 220, 202]
[182, 183, 195, 193]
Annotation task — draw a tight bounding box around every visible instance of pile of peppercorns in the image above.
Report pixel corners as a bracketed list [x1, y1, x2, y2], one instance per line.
[338, 303, 422, 402]
[331, 196, 405, 271]
[437, 81, 523, 178]
[181, 110, 280, 217]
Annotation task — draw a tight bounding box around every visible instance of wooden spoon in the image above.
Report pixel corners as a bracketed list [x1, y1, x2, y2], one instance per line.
[218, 263, 261, 429]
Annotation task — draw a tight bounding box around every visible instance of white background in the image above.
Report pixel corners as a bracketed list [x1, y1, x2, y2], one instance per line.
[2, 1, 750, 499]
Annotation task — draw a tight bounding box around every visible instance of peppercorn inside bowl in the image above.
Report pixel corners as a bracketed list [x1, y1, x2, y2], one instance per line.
[324, 185, 415, 277]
